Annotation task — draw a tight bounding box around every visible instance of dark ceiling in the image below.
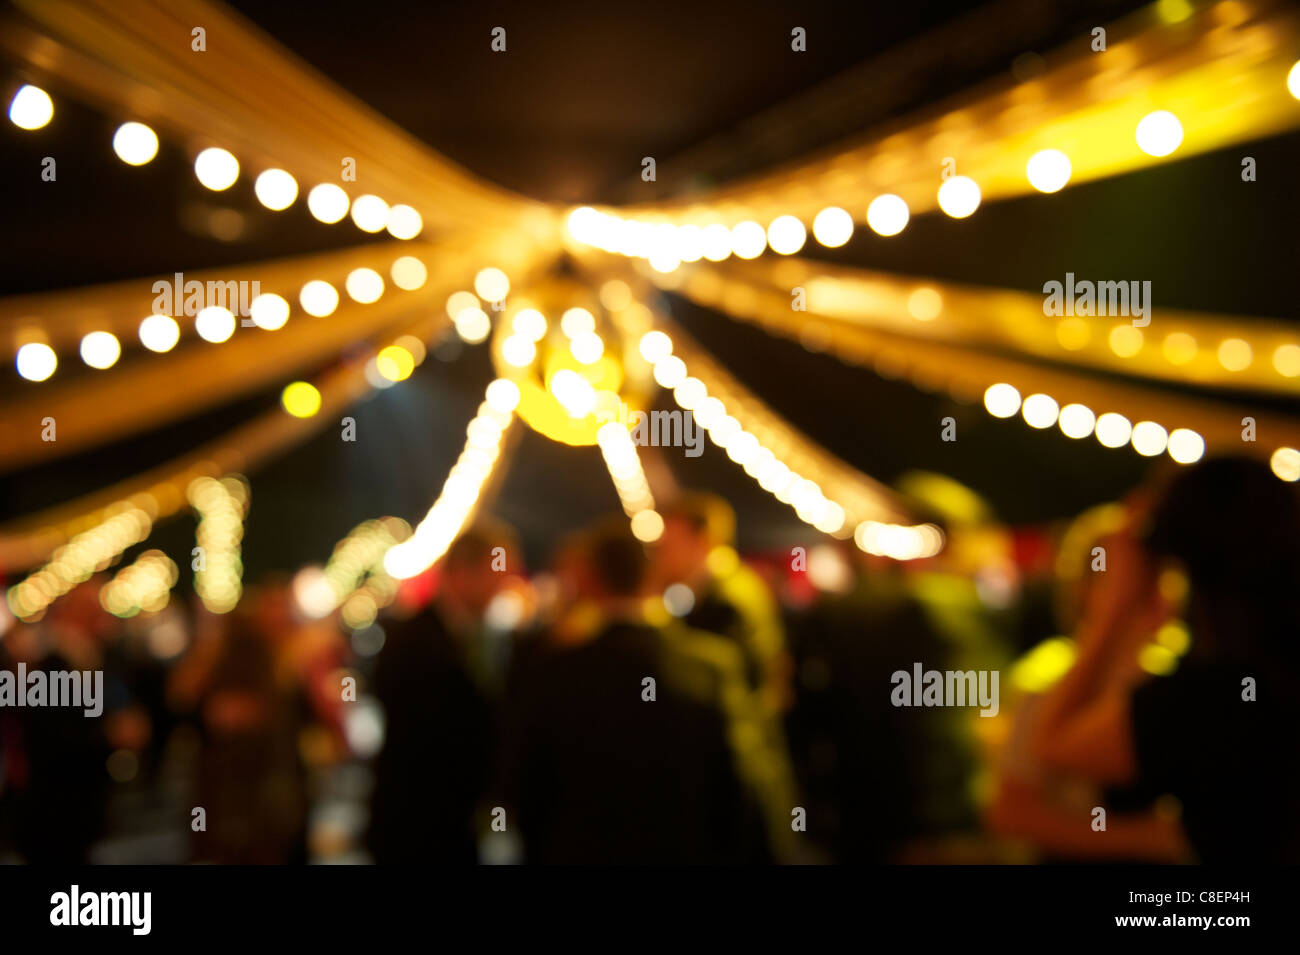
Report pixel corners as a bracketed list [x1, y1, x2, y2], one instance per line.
[1, 0, 1297, 573]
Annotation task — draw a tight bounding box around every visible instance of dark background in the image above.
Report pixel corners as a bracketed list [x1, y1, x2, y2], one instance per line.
[1, 0, 1297, 572]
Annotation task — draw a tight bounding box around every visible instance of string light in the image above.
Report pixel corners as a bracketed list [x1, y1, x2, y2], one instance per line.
[193, 147, 239, 191]
[597, 422, 661, 541]
[100, 550, 178, 617]
[8, 84, 53, 129]
[254, 168, 298, 210]
[308, 183, 350, 223]
[139, 314, 181, 352]
[189, 476, 248, 614]
[7, 505, 154, 621]
[383, 381, 517, 579]
[112, 122, 159, 165]
[16, 342, 58, 381]
[79, 331, 121, 369]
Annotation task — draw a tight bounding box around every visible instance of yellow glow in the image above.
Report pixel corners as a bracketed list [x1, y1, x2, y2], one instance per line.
[512, 308, 548, 341]
[631, 509, 665, 543]
[731, 221, 767, 259]
[9, 84, 52, 130]
[299, 280, 339, 317]
[1289, 61, 1300, 100]
[281, 381, 322, 418]
[1270, 447, 1300, 482]
[485, 378, 522, 413]
[937, 176, 981, 218]
[907, 287, 942, 321]
[561, 307, 596, 337]
[15, 342, 56, 381]
[475, 268, 510, 302]
[1095, 412, 1132, 448]
[254, 168, 298, 210]
[1167, 428, 1205, 464]
[1157, 0, 1193, 24]
[1156, 621, 1191, 655]
[248, 293, 289, 330]
[1026, 149, 1072, 193]
[1021, 393, 1059, 429]
[502, 335, 536, 367]
[386, 204, 423, 240]
[112, 122, 158, 165]
[653, 355, 687, 389]
[1131, 420, 1169, 457]
[1058, 403, 1096, 439]
[307, 183, 349, 223]
[550, 368, 597, 417]
[455, 307, 492, 344]
[345, 267, 385, 304]
[866, 194, 909, 236]
[1109, 325, 1144, 357]
[1056, 318, 1090, 350]
[1217, 337, 1252, 371]
[639, 330, 673, 363]
[600, 280, 632, 311]
[701, 223, 733, 261]
[139, 314, 180, 352]
[811, 207, 853, 248]
[983, 382, 1021, 418]
[570, 332, 604, 364]
[1139, 643, 1178, 676]
[194, 147, 239, 191]
[390, 256, 427, 290]
[1136, 110, 1184, 157]
[1273, 343, 1300, 377]
[674, 377, 707, 409]
[1163, 332, 1198, 365]
[195, 306, 236, 343]
[350, 194, 389, 232]
[79, 331, 121, 369]
[376, 345, 415, 382]
[446, 290, 479, 320]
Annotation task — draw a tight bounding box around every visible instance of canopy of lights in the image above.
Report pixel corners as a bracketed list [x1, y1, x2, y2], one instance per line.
[2, 0, 1299, 628]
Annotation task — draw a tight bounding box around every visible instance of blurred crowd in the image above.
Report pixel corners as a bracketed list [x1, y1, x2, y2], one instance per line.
[1, 455, 1297, 864]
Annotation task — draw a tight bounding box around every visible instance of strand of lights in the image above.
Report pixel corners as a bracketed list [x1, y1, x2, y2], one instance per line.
[670, 257, 1300, 395]
[189, 476, 249, 614]
[6, 505, 153, 621]
[382, 379, 520, 579]
[596, 422, 663, 542]
[7, 84, 423, 238]
[982, 382, 1206, 466]
[12, 251, 434, 382]
[99, 550, 178, 618]
[594, 5, 1300, 235]
[293, 518, 411, 624]
[443, 268, 513, 345]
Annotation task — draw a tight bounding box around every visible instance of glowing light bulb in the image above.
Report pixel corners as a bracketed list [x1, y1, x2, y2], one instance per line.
[194, 147, 239, 191]
[475, 268, 510, 302]
[1131, 420, 1169, 456]
[983, 383, 1021, 418]
[866, 194, 909, 236]
[254, 169, 298, 210]
[79, 331, 121, 369]
[1021, 393, 1060, 429]
[1026, 149, 1072, 193]
[1058, 403, 1096, 439]
[812, 207, 853, 248]
[281, 381, 322, 418]
[345, 268, 384, 304]
[1095, 412, 1133, 448]
[248, 293, 289, 330]
[139, 314, 181, 352]
[391, 256, 427, 290]
[937, 176, 981, 218]
[299, 280, 339, 317]
[112, 122, 158, 165]
[307, 184, 349, 223]
[195, 306, 236, 342]
[767, 215, 807, 255]
[1136, 110, 1184, 157]
[551, 369, 597, 417]
[731, 221, 767, 259]
[639, 330, 673, 363]
[16, 342, 57, 381]
[350, 194, 389, 232]
[9, 85, 53, 130]
[386, 204, 423, 240]
[1167, 428, 1204, 464]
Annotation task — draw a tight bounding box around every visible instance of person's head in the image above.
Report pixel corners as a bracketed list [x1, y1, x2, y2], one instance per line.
[1143, 456, 1300, 663]
[654, 491, 735, 584]
[563, 519, 649, 606]
[439, 518, 519, 616]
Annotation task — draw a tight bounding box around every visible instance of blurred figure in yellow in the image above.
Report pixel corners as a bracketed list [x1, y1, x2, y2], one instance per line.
[649, 491, 791, 714]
